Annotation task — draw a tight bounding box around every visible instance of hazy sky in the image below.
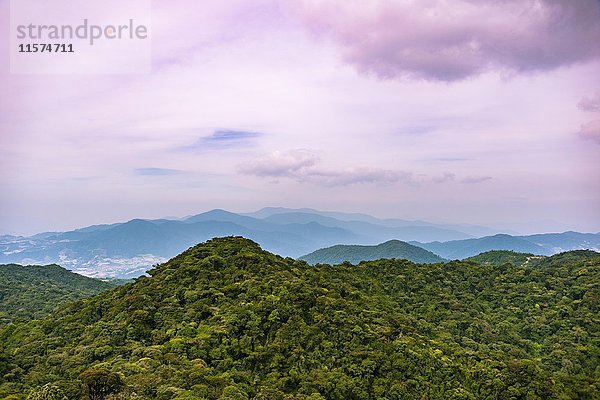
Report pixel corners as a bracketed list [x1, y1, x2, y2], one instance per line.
[1, 0, 599, 235]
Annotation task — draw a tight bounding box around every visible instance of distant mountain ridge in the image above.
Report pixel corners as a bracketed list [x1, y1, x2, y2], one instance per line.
[412, 232, 600, 259]
[0, 208, 597, 278]
[244, 207, 499, 237]
[302, 233, 600, 265]
[0, 208, 481, 278]
[299, 240, 445, 265]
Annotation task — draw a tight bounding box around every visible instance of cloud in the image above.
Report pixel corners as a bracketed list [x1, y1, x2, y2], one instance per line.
[204, 129, 261, 143]
[432, 172, 456, 183]
[238, 149, 415, 186]
[461, 176, 492, 184]
[134, 167, 183, 176]
[308, 168, 415, 187]
[577, 120, 600, 144]
[237, 149, 319, 177]
[239, 150, 495, 187]
[291, 0, 600, 81]
[181, 129, 262, 151]
[578, 92, 600, 112]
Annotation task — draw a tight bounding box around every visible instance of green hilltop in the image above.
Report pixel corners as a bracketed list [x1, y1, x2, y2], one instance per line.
[299, 239, 445, 265]
[532, 249, 600, 267]
[0, 264, 115, 325]
[0, 237, 598, 399]
[465, 249, 600, 268]
[464, 250, 538, 266]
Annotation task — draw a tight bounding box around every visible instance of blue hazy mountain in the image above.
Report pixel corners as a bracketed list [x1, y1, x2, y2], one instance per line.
[0, 210, 373, 277]
[412, 232, 600, 259]
[244, 207, 498, 237]
[524, 232, 600, 253]
[304, 233, 600, 265]
[261, 212, 486, 244]
[1, 209, 597, 278]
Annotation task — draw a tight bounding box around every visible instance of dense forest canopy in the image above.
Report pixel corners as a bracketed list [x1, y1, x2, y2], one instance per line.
[0, 264, 115, 325]
[0, 237, 598, 399]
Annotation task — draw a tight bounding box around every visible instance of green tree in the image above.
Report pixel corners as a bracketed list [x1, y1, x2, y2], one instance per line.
[79, 369, 124, 400]
[220, 385, 248, 400]
[27, 384, 68, 400]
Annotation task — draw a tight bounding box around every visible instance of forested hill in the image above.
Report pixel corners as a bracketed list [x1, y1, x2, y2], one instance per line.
[464, 250, 537, 266]
[0, 237, 598, 399]
[464, 249, 600, 267]
[299, 239, 445, 265]
[0, 264, 115, 325]
[533, 249, 600, 267]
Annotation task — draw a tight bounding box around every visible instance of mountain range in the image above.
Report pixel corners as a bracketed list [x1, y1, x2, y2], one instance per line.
[1, 237, 598, 399]
[0, 208, 598, 277]
[300, 235, 600, 266]
[411, 232, 600, 259]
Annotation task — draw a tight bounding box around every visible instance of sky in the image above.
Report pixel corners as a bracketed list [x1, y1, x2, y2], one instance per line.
[1, 0, 599, 236]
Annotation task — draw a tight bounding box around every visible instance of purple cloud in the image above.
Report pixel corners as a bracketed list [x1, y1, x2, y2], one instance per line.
[1, 1, 598, 235]
[237, 149, 319, 177]
[578, 92, 600, 112]
[238, 149, 415, 186]
[292, 0, 600, 81]
[433, 172, 456, 183]
[309, 168, 415, 187]
[578, 120, 600, 144]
